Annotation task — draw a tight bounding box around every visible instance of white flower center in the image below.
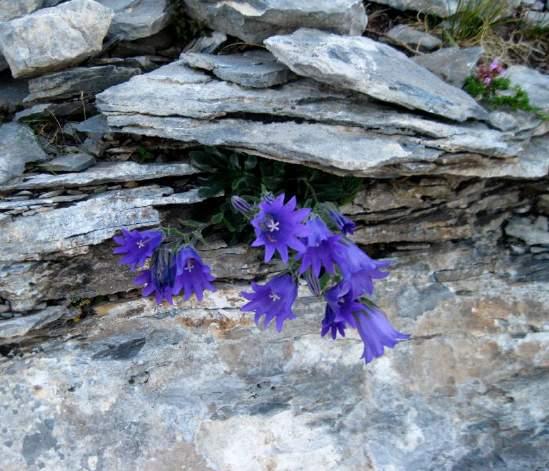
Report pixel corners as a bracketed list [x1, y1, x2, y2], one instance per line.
[266, 219, 280, 233]
[184, 260, 195, 272]
[269, 292, 281, 302]
[137, 240, 146, 249]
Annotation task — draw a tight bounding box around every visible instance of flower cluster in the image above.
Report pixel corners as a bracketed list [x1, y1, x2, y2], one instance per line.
[113, 229, 215, 304]
[476, 58, 505, 86]
[235, 194, 409, 364]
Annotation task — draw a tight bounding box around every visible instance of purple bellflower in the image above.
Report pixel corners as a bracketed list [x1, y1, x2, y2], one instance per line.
[231, 195, 254, 217]
[113, 229, 163, 270]
[356, 306, 410, 363]
[134, 245, 178, 304]
[175, 246, 216, 301]
[334, 241, 391, 295]
[323, 281, 409, 363]
[241, 274, 298, 332]
[250, 194, 310, 263]
[298, 217, 343, 278]
[321, 304, 348, 340]
[328, 209, 356, 235]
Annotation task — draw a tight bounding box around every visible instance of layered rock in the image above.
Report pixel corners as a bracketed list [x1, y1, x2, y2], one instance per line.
[182, 0, 367, 43]
[97, 58, 541, 179]
[0, 0, 113, 78]
[264, 29, 486, 121]
[0, 2, 548, 470]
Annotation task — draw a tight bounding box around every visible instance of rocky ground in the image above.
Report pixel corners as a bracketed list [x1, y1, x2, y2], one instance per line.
[0, 1, 548, 470]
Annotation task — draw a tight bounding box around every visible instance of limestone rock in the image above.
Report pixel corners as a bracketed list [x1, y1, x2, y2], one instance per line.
[372, 0, 459, 17]
[182, 0, 367, 43]
[98, 61, 522, 179]
[182, 50, 296, 88]
[0, 248, 547, 469]
[0, 0, 44, 21]
[0, 122, 48, 184]
[506, 65, 549, 111]
[413, 46, 483, 88]
[1, 161, 198, 191]
[0, 306, 66, 341]
[386, 24, 442, 51]
[0, 0, 114, 78]
[505, 216, 549, 246]
[97, 0, 170, 41]
[25, 65, 141, 102]
[265, 29, 487, 121]
[0, 186, 211, 262]
[39, 153, 97, 173]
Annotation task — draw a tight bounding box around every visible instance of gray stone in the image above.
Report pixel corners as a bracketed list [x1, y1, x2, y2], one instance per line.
[0, 0, 44, 21]
[506, 65, 549, 111]
[24, 65, 141, 102]
[39, 153, 96, 172]
[505, 216, 549, 246]
[413, 47, 483, 87]
[386, 24, 442, 51]
[1, 161, 198, 191]
[0, 122, 48, 184]
[0, 306, 66, 341]
[98, 61, 523, 179]
[0, 246, 547, 469]
[373, 0, 459, 17]
[0, 0, 114, 78]
[0, 186, 211, 262]
[97, 0, 170, 41]
[488, 111, 519, 131]
[265, 29, 487, 122]
[182, 0, 367, 43]
[182, 50, 296, 88]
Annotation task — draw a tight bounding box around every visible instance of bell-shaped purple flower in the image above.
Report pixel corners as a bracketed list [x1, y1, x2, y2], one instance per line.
[328, 209, 356, 235]
[175, 246, 216, 301]
[241, 274, 298, 332]
[324, 281, 364, 328]
[231, 195, 254, 218]
[134, 246, 177, 304]
[113, 228, 163, 270]
[323, 281, 409, 363]
[297, 217, 343, 278]
[250, 194, 310, 263]
[334, 241, 391, 296]
[356, 306, 410, 363]
[321, 304, 347, 340]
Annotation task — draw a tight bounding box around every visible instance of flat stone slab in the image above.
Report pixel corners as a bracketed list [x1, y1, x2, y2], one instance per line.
[39, 153, 96, 172]
[25, 65, 141, 102]
[0, 122, 48, 184]
[0, 186, 210, 262]
[413, 47, 483, 88]
[1, 161, 198, 191]
[97, 60, 525, 178]
[386, 25, 442, 51]
[0, 306, 65, 341]
[0, 0, 114, 78]
[373, 0, 459, 17]
[182, 0, 367, 43]
[506, 65, 549, 111]
[97, 0, 170, 41]
[265, 29, 487, 122]
[182, 50, 296, 88]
